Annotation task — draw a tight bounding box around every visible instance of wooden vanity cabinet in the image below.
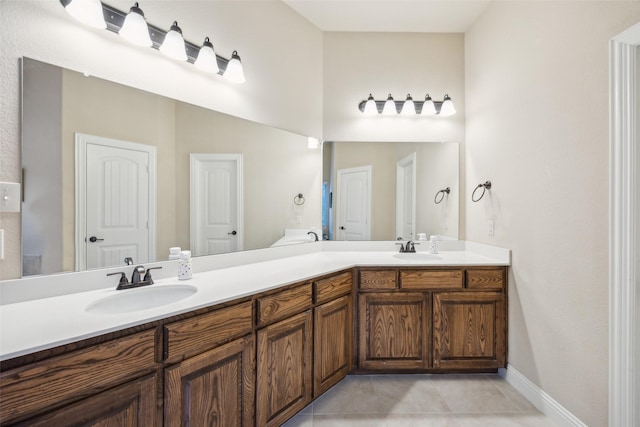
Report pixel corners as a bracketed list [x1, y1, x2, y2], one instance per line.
[0, 329, 158, 426]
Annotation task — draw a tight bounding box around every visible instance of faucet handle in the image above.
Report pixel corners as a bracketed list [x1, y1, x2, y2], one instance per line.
[143, 266, 163, 284]
[395, 242, 406, 253]
[107, 272, 129, 290]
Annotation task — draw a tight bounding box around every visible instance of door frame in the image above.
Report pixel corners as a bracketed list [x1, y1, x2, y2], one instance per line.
[335, 165, 371, 240]
[395, 152, 417, 240]
[75, 133, 157, 271]
[610, 22, 639, 427]
[189, 153, 244, 254]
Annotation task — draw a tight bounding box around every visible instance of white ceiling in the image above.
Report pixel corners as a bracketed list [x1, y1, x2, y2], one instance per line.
[281, 0, 492, 33]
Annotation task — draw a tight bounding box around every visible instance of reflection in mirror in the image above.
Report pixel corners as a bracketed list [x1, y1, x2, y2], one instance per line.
[323, 141, 459, 241]
[21, 57, 321, 277]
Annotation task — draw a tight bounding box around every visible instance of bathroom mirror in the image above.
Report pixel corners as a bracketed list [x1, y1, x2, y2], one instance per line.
[323, 141, 459, 241]
[21, 57, 321, 276]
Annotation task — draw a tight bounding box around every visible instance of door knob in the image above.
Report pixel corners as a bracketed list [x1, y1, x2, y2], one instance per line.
[339, 226, 346, 230]
[227, 230, 237, 236]
[88, 236, 104, 242]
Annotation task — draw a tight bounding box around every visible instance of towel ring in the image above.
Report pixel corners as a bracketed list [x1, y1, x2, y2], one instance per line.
[472, 181, 492, 202]
[434, 187, 450, 204]
[294, 193, 305, 205]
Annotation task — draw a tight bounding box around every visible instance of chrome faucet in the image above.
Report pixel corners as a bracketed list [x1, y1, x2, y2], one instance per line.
[307, 231, 319, 241]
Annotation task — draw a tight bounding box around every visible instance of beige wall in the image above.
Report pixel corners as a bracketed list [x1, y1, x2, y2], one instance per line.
[332, 141, 458, 240]
[0, 0, 323, 279]
[465, 2, 640, 425]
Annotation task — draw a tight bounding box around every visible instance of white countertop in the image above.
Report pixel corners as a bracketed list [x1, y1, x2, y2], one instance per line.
[0, 242, 509, 361]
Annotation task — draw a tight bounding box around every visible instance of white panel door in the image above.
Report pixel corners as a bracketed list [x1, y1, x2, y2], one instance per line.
[335, 166, 371, 240]
[83, 140, 154, 269]
[190, 154, 243, 256]
[396, 153, 416, 240]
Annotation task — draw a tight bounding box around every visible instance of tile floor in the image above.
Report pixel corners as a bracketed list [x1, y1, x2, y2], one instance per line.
[282, 374, 558, 427]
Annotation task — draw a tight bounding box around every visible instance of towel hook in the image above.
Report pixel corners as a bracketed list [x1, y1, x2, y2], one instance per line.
[434, 187, 450, 204]
[472, 181, 492, 202]
[294, 193, 305, 205]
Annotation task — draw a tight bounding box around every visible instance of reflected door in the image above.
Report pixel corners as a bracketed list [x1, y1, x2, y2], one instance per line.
[396, 153, 416, 240]
[190, 154, 243, 256]
[335, 166, 371, 240]
[77, 134, 156, 270]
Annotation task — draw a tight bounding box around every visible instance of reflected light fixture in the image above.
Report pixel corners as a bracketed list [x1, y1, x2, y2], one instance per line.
[307, 137, 320, 149]
[439, 94, 456, 116]
[358, 93, 455, 116]
[159, 21, 187, 61]
[224, 51, 246, 84]
[194, 37, 219, 74]
[421, 94, 437, 115]
[382, 94, 397, 115]
[363, 94, 377, 115]
[63, 0, 106, 29]
[401, 94, 416, 116]
[119, 3, 152, 47]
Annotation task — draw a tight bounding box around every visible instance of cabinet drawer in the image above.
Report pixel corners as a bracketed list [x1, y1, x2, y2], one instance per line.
[314, 272, 352, 304]
[257, 284, 312, 326]
[0, 329, 156, 424]
[400, 270, 463, 289]
[164, 301, 253, 363]
[466, 268, 505, 290]
[359, 270, 397, 290]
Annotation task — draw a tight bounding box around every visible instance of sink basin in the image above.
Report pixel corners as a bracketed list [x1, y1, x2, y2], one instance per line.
[86, 284, 198, 314]
[393, 253, 442, 261]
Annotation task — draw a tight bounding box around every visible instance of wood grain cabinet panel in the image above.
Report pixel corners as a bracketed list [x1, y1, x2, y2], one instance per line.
[164, 336, 255, 427]
[433, 291, 506, 370]
[0, 329, 156, 425]
[358, 270, 397, 290]
[314, 271, 352, 304]
[10, 374, 157, 427]
[164, 301, 253, 363]
[257, 284, 312, 326]
[256, 310, 313, 427]
[358, 292, 429, 370]
[314, 294, 353, 397]
[400, 269, 463, 289]
[465, 268, 506, 290]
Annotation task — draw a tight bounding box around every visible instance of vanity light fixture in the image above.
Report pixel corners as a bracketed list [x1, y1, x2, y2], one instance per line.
[358, 93, 456, 116]
[382, 94, 397, 115]
[119, 3, 151, 47]
[224, 51, 246, 84]
[59, 0, 245, 83]
[194, 37, 220, 74]
[159, 21, 187, 61]
[63, 0, 106, 29]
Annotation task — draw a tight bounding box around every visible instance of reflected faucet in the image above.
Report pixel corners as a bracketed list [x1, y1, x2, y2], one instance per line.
[124, 257, 134, 265]
[307, 231, 319, 241]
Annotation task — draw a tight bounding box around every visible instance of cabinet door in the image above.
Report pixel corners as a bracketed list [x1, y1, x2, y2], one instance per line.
[314, 294, 353, 397]
[433, 291, 506, 370]
[256, 310, 313, 427]
[164, 335, 255, 427]
[358, 292, 429, 370]
[13, 374, 157, 426]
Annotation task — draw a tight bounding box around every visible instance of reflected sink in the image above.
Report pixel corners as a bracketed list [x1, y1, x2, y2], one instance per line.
[393, 253, 442, 261]
[86, 284, 198, 314]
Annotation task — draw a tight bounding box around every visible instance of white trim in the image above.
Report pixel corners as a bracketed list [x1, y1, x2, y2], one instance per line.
[396, 152, 417, 240]
[610, 24, 639, 427]
[189, 153, 244, 254]
[499, 365, 586, 427]
[75, 133, 157, 270]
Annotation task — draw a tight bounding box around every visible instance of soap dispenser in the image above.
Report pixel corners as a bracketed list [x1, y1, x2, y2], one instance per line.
[178, 250, 192, 280]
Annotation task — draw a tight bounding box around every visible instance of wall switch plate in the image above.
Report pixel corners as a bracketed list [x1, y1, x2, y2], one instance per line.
[0, 182, 21, 212]
[488, 220, 495, 236]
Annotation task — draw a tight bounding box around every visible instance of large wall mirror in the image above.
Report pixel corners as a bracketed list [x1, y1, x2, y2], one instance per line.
[21, 57, 322, 276]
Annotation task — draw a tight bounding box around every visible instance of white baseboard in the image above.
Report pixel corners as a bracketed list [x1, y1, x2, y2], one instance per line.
[499, 365, 587, 427]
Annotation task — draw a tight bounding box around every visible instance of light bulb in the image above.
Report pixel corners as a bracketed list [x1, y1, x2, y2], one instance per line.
[194, 37, 220, 74]
[119, 3, 152, 47]
[64, 0, 106, 29]
[439, 94, 456, 116]
[401, 94, 416, 115]
[363, 94, 378, 115]
[307, 137, 320, 149]
[224, 51, 245, 84]
[382, 94, 397, 115]
[421, 94, 437, 115]
[159, 21, 187, 61]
